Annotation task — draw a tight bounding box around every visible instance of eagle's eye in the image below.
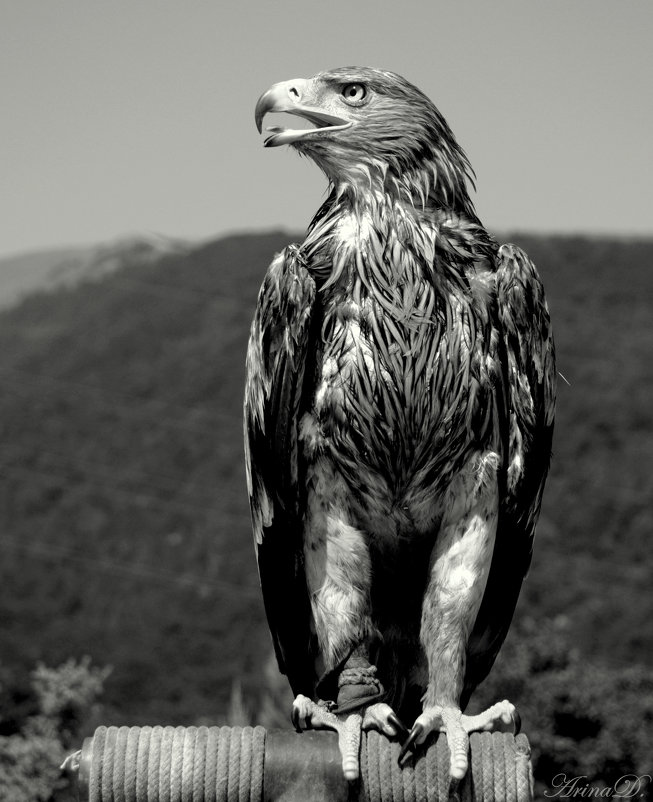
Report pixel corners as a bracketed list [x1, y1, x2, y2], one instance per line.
[341, 83, 367, 105]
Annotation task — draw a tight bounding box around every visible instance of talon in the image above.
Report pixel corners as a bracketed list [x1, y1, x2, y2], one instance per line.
[513, 709, 521, 735]
[291, 706, 301, 732]
[398, 722, 423, 764]
[387, 711, 410, 741]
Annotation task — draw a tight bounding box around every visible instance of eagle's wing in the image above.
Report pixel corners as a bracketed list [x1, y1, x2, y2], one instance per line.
[464, 243, 556, 704]
[244, 244, 318, 695]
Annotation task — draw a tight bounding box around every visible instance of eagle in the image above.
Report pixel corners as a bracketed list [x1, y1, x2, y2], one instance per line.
[244, 66, 555, 784]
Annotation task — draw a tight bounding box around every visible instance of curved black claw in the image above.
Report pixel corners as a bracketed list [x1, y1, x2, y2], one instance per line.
[387, 711, 410, 741]
[291, 707, 302, 733]
[513, 709, 522, 735]
[398, 722, 423, 765]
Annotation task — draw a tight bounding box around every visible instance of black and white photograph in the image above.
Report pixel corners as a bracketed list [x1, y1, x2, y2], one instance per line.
[1, 2, 651, 800]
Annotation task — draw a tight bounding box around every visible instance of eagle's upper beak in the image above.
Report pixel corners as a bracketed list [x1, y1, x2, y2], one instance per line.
[255, 78, 352, 147]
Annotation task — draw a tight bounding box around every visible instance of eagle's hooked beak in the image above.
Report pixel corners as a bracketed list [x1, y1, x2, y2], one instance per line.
[255, 78, 352, 147]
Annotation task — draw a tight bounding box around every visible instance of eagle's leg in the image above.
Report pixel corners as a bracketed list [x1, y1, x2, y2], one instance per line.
[400, 451, 519, 781]
[293, 499, 405, 778]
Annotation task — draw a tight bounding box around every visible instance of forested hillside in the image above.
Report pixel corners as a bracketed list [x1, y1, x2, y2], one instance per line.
[1, 233, 652, 789]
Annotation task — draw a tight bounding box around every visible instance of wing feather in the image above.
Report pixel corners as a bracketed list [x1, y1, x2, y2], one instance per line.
[464, 243, 556, 704]
[244, 245, 318, 694]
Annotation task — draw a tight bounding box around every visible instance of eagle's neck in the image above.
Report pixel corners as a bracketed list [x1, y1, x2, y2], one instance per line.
[301, 177, 496, 292]
[307, 138, 479, 219]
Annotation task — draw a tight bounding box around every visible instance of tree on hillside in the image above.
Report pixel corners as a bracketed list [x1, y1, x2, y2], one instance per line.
[0, 658, 110, 802]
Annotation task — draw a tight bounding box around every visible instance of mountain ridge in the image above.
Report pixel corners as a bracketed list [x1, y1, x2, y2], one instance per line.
[0, 233, 193, 310]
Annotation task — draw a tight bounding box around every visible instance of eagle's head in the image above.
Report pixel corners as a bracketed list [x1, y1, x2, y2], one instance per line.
[255, 66, 475, 210]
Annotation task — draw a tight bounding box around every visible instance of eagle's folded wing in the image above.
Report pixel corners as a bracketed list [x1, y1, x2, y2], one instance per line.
[244, 244, 318, 695]
[464, 243, 556, 702]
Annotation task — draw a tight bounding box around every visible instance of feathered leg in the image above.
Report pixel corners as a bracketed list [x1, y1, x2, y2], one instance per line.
[400, 452, 519, 780]
[293, 482, 404, 779]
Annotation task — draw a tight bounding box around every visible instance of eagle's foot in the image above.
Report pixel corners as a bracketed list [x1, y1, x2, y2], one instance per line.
[398, 700, 520, 780]
[399, 705, 469, 780]
[291, 694, 363, 781]
[291, 653, 407, 781]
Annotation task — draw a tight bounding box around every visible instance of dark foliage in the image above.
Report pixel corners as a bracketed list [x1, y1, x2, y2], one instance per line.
[0, 658, 109, 801]
[471, 617, 653, 797]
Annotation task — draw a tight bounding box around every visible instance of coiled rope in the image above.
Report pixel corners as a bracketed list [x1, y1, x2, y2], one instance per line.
[359, 730, 533, 802]
[75, 725, 533, 801]
[85, 726, 265, 802]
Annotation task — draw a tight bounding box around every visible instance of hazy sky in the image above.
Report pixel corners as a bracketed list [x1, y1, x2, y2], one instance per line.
[2, 0, 652, 257]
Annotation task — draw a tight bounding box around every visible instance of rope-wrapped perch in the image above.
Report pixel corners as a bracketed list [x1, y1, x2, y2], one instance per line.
[70, 725, 533, 801]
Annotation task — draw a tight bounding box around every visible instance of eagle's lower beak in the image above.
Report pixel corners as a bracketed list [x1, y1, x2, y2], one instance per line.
[255, 78, 352, 147]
